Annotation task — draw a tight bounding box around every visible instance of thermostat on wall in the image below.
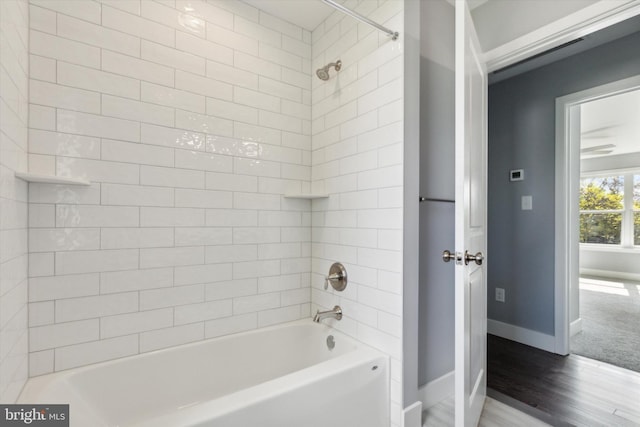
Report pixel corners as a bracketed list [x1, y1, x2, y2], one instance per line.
[510, 169, 524, 181]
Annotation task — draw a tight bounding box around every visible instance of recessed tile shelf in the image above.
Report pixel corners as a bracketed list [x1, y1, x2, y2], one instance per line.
[283, 194, 329, 199]
[15, 172, 91, 186]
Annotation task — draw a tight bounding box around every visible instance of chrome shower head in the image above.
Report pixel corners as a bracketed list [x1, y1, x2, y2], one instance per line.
[316, 60, 342, 81]
[316, 68, 330, 81]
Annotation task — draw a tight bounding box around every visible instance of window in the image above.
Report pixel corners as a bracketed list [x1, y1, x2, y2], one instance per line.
[580, 172, 640, 248]
[579, 176, 623, 244]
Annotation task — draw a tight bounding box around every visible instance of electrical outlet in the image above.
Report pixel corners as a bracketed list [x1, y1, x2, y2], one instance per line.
[495, 288, 505, 303]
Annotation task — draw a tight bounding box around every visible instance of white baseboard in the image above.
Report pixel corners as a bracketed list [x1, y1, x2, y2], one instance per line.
[418, 370, 454, 410]
[580, 268, 640, 282]
[570, 318, 582, 337]
[487, 319, 556, 353]
[402, 401, 422, 427]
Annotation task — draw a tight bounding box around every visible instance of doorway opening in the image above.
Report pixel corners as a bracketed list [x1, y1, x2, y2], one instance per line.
[558, 85, 640, 372]
[485, 74, 640, 427]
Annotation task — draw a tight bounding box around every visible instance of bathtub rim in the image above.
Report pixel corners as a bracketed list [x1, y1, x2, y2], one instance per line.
[16, 317, 364, 388]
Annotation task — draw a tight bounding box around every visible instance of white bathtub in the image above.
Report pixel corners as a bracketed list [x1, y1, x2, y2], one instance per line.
[18, 320, 389, 427]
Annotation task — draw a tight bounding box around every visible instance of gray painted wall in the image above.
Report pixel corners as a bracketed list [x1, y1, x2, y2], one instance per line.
[488, 31, 640, 335]
[418, 0, 455, 387]
[419, 201, 455, 385]
[403, 0, 421, 406]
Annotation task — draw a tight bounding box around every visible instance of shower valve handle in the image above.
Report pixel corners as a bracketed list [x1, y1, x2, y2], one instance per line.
[323, 262, 348, 291]
[324, 272, 343, 289]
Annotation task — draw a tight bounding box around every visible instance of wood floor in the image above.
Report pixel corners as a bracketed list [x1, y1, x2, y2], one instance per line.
[423, 396, 551, 426]
[488, 334, 640, 426]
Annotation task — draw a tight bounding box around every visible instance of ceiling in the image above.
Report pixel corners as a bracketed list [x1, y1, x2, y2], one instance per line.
[241, 0, 333, 31]
[242, 0, 491, 32]
[580, 89, 640, 158]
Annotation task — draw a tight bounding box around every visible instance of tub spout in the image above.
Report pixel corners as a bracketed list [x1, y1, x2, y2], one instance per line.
[313, 305, 342, 323]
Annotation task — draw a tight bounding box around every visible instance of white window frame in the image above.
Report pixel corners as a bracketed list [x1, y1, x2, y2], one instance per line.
[633, 174, 640, 247]
[579, 169, 640, 249]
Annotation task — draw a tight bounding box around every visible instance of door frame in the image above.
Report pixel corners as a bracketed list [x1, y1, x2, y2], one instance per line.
[554, 74, 640, 355]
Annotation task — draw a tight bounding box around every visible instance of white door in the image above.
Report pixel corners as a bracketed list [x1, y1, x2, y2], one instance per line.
[453, 1, 487, 426]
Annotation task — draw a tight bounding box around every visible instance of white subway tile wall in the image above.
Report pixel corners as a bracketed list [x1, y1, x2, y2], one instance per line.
[22, 1, 406, 424]
[27, 0, 313, 375]
[311, 2, 404, 426]
[0, 0, 29, 402]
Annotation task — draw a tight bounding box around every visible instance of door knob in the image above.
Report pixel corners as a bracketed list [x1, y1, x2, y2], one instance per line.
[442, 250, 458, 263]
[464, 251, 484, 266]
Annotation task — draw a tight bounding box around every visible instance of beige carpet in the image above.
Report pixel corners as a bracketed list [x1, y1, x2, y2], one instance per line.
[571, 276, 640, 373]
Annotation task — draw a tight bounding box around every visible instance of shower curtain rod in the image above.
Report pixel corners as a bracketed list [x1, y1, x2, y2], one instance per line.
[322, 0, 399, 40]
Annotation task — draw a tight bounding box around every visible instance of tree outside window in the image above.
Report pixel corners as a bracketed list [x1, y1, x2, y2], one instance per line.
[579, 173, 640, 247]
[579, 176, 623, 244]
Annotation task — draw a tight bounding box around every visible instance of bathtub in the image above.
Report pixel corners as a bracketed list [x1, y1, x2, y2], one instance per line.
[18, 320, 389, 427]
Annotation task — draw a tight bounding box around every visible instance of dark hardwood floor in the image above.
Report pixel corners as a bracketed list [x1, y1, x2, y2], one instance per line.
[488, 334, 640, 427]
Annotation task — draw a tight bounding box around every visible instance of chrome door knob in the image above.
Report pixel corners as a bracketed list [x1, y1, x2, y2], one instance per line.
[464, 251, 484, 266]
[442, 250, 457, 263]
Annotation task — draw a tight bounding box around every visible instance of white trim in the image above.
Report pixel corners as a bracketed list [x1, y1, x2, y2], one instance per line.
[554, 101, 580, 356]
[555, 74, 640, 358]
[484, 0, 640, 72]
[418, 371, 455, 410]
[580, 268, 640, 282]
[580, 244, 640, 254]
[581, 167, 640, 177]
[402, 401, 423, 427]
[570, 318, 583, 337]
[487, 319, 556, 353]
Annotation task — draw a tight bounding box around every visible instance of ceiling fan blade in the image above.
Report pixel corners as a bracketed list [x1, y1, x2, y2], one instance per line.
[580, 143, 616, 153]
[581, 150, 614, 156]
[580, 125, 619, 136]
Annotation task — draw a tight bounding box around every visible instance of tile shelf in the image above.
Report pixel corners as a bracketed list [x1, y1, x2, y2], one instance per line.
[283, 194, 329, 199]
[15, 172, 91, 186]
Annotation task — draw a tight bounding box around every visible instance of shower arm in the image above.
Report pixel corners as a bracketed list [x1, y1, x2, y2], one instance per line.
[321, 0, 399, 41]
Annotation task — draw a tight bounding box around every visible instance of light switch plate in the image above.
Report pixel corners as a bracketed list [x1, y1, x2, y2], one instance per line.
[521, 195, 533, 210]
